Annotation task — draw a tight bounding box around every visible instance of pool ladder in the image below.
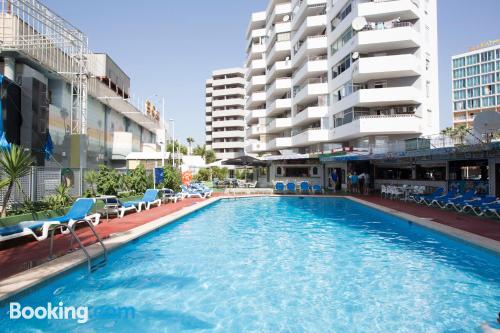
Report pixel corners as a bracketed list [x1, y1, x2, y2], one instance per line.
[49, 219, 108, 273]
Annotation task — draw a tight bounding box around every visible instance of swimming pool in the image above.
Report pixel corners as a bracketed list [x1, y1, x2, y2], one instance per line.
[1, 197, 499, 332]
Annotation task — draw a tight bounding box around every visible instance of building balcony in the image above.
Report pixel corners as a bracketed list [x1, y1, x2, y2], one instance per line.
[266, 98, 292, 117]
[249, 59, 266, 74]
[292, 0, 327, 29]
[267, 60, 293, 83]
[212, 87, 245, 97]
[266, 40, 292, 65]
[268, 137, 293, 150]
[216, 152, 245, 160]
[357, 0, 420, 21]
[205, 106, 212, 113]
[293, 35, 327, 66]
[246, 74, 267, 94]
[292, 56, 327, 85]
[246, 91, 267, 109]
[211, 77, 245, 87]
[246, 141, 268, 153]
[334, 86, 422, 110]
[293, 80, 328, 105]
[267, 21, 292, 50]
[266, 117, 293, 134]
[212, 141, 245, 149]
[213, 109, 246, 118]
[246, 124, 266, 138]
[292, 128, 329, 147]
[206, 125, 212, 132]
[291, 13, 327, 47]
[245, 108, 266, 124]
[205, 115, 212, 122]
[354, 22, 420, 53]
[266, 77, 292, 98]
[330, 114, 422, 141]
[212, 119, 246, 128]
[212, 130, 246, 139]
[246, 11, 266, 38]
[292, 106, 328, 126]
[206, 135, 212, 142]
[212, 98, 245, 108]
[351, 54, 421, 83]
[267, 2, 292, 28]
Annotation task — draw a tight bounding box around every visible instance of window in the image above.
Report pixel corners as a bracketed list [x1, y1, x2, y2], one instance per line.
[482, 84, 495, 95]
[482, 96, 496, 107]
[453, 90, 466, 100]
[331, 54, 351, 79]
[466, 65, 480, 76]
[426, 81, 431, 97]
[481, 62, 495, 73]
[453, 57, 465, 68]
[453, 79, 466, 89]
[276, 166, 282, 176]
[312, 167, 318, 176]
[284, 167, 310, 178]
[374, 81, 386, 89]
[466, 54, 480, 65]
[481, 50, 495, 62]
[466, 76, 480, 87]
[467, 87, 480, 98]
[453, 68, 466, 79]
[454, 101, 466, 111]
[482, 73, 495, 84]
[467, 98, 480, 109]
[330, 1, 352, 31]
[330, 27, 354, 55]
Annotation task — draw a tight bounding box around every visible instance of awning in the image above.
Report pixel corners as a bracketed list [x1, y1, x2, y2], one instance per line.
[222, 155, 269, 167]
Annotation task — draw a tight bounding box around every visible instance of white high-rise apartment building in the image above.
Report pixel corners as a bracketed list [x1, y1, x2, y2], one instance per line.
[451, 42, 500, 128]
[245, 0, 439, 156]
[205, 68, 246, 160]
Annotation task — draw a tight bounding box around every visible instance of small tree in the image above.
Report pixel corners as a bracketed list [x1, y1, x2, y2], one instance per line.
[211, 167, 228, 180]
[45, 184, 73, 211]
[205, 150, 217, 164]
[453, 124, 469, 145]
[161, 166, 182, 192]
[84, 170, 98, 196]
[194, 168, 212, 182]
[186, 137, 194, 155]
[96, 165, 121, 195]
[129, 165, 152, 194]
[0, 145, 33, 218]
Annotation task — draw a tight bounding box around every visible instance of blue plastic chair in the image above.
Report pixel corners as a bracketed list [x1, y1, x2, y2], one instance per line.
[274, 182, 285, 194]
[123, 189, 161, 211]
[299, 181, 310, 194]
[286, 182, 296, 194]
[312, 184, 323, 195]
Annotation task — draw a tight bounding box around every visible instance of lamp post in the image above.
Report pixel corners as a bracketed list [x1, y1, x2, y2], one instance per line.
[169, 119, 175, 168]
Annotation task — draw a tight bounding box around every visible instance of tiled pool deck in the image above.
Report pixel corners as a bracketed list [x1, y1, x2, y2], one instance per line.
[0, 193, 498, 298]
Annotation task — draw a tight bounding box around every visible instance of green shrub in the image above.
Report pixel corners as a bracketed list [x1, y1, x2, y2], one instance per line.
[160, 166, 182, 192]
[96, 165, 120, 195]
[128, 165, 153, 194]
[44, 184, 74, 210]
[211, 167, 228, 180]
[194, 168, 212, 182]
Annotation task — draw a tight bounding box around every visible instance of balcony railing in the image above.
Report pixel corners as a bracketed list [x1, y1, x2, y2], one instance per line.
[293, 35, 326, 55]
[293, 76, 328, 96]
[362, 21, 413, 32]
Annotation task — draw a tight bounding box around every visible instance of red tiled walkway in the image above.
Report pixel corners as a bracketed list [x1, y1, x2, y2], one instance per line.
[0, 197, 209, 280]
[351, 194, 500, 241]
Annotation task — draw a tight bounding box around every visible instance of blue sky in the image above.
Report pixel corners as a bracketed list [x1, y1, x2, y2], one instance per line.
[43, 0, 500, 144]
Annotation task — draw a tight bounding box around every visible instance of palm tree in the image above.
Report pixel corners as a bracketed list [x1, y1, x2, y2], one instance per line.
[0, 145, 33, 217]
[453, 124, 469, 145]
[186, 137, 194, 155]
[440, 127, 454, 136]
[84, 170, 99, 196]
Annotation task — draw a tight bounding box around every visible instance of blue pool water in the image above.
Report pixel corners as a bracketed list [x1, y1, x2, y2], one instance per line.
[1, 197, 499, 332]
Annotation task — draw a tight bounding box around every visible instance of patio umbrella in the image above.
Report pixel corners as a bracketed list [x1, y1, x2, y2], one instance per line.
[222, 156, 268, 182]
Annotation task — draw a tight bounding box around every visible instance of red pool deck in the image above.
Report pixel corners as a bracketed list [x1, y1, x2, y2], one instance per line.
[0, 193, 499, 282]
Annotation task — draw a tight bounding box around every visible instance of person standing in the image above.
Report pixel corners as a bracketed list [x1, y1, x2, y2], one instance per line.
[358, 172, 365, 195]
[347, 171, 352, 193]
[351, 172, 358, 194]
[329, 169, 339, 193]
[364, 172, 370, 195]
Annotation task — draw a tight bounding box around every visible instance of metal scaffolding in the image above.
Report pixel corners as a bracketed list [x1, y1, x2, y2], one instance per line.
[0, 0, 89, 134]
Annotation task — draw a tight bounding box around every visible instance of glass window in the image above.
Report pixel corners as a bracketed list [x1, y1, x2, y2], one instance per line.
[466, 76, 480, 87]
[482, 96, 496, 107]
[453, 79, 466, 89]
[453, 90, 466, 100]
[331, 54, 351, 79]
[453, 68, 466, 79]
[466, 54, 480, 65]
[452, 57, 465, 68]
[454, 101, 466, 111]
[466, 65, 480, 76]
[330, 1, 352, 31]
[481, 62, 495, 73]
[482, 84, 495, 95]
[467, 98, 480, 109]
[482, 73, 495, 84]
[481, 50, 495, 62]
[330, 27, 354, 55]
[467, 87, 480, 98]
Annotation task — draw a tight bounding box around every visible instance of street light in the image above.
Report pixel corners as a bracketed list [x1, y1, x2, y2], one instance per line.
[169, 119, 175, 168]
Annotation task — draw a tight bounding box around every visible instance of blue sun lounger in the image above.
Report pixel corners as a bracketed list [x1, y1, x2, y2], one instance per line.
[274, 182, 285, 194]
[312, 184, 323, 195]
[459, 196, 497, 215]
[286, 182, 296, 194]
[413, 187, 443, 205]
[0, 198, 99, 243]
[122, 189, 161, 211]
[299, 181, 310, 194]
[429, 188, 459, 207]
[439, 189, 475, 209]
